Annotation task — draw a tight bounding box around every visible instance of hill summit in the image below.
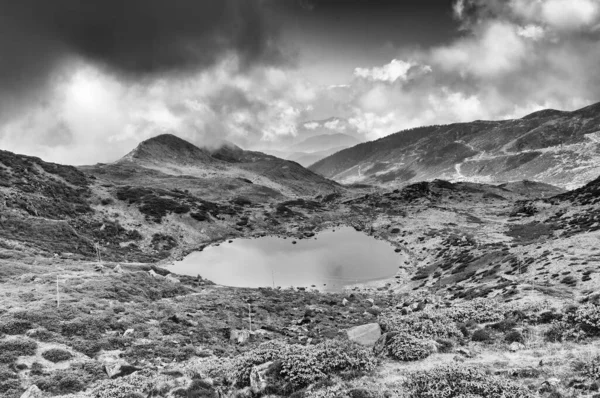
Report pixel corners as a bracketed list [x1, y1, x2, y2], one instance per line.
[121, 134, 218, 166]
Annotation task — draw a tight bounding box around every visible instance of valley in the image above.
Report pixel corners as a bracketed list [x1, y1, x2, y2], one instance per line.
[2, 129, 600, 397]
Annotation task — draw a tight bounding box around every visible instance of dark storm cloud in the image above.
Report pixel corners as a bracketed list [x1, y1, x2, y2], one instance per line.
[0, 0, 281, 99]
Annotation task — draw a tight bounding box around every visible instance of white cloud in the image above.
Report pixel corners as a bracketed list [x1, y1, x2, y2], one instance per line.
[354, 59, 415, 83]
[303, 122, 320, 130]
[431, 21, 527, 77]
[511, 0, 600, 31]
[324, 119, 346, 130]
[517, 24, 546, 40]
[0, 55, 315, 163]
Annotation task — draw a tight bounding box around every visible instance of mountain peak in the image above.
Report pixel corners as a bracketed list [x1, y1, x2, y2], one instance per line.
[121, 133, 217, 165]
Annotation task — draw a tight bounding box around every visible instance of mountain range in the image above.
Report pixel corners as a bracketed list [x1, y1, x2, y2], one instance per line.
[310, 102, 600, 189]
[261, 132, 361, 167]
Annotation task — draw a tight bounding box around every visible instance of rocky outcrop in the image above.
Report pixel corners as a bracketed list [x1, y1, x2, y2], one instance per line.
[346, 323, 381, 346]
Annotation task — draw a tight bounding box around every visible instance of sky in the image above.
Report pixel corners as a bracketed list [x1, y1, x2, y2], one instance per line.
[0, 0, 600, 165]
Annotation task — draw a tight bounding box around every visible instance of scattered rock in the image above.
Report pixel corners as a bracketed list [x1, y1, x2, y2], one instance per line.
[20, 385, 43, 398]
[165, 274, 180, 283]
[104, 362, 141, 378]
[148, 270, 163, 278]
[123, 328, 134, 337]
[456, 348, 472, 358]
[230, 329, 251, 345]
[509, 342, 525, 352]
[346, 323, 381, 346]
[250, 361, 275, 392]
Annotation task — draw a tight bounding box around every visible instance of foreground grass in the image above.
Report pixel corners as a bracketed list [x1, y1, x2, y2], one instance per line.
[2, 257, 600, 397]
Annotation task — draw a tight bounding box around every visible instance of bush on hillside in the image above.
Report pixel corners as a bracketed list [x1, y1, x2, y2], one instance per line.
[471, 329, 492, 342]
[504, 330, 524, 344]
[379, 311, 461, 340]
[383, 333, 433, 361]
[232, 340, 376, 390]
[0, 339, 37, 365]
[403, 365, 534, 398]
[0, 319, 32, 335]
[42, 348, 73, 363]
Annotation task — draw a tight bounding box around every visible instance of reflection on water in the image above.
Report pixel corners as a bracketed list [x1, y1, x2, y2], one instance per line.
[168, 226, 404, 291]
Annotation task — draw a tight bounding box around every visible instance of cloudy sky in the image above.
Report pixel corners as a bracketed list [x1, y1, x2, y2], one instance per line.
[1, 0, 600, 164]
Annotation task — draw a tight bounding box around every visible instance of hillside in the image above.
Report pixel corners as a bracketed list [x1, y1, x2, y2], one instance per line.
[0, 135, 343, 263]
[310, 101, 600, 189]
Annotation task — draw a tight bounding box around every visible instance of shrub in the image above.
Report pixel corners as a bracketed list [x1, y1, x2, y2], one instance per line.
[42, 348, 73, 363]
[489, 318, 517, 332]
[471, 329, 492, 342]
[403, 365, 534, 397]
[379, 311, 461, 340]
[544, 321, 567, 343]
[504, 330, 524, 344]
[443, 298, 506, 323]
[0, 319, 32, 335]
[35, 362, 107, 395]
[35, 370, 85, 395]
[435, 339, 454, 353]
[573, 304, 600, 336]
[0, 339, 37, 364]
[375, 332, 433, 361]
[0, 379, 21, 396]
[232, 340, 376, 390]
[574, 355, 600, 379]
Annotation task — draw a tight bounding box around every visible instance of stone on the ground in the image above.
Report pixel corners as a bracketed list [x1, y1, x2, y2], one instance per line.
[230, 329, 251, 345]
[123, 328, 134, 337]
[456, 347, 472, 357]
[148, 270, 162, 278]
[346, 323, 381, 346]
[104, 362, 141, 378]
[250, 361, 275, 392]
[509, 342, 525, 352]
[342, 298, 349, 306]
[20, 385, 43, 398]
[113, 264, 124, 273]
[165, 274, 180, 283]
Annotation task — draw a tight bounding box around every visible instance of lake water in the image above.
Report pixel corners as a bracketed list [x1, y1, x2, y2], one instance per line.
[168, 226, 404, 291]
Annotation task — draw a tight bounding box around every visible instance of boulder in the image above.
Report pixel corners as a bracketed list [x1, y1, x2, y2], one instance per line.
[123, 328, 134, 337]
[250, 361, 275, 392]
[165, 275, 180, 283]
[230, 329, 251, 345]
[104, 362, 141, 378]
[20, 385, 43, 398]
[342, 298, 349, 306]
[456, 347, 472, 358]
[113, 264, 124, 273]
[148, 270, 163, 278]
[346, 323, 381, 347]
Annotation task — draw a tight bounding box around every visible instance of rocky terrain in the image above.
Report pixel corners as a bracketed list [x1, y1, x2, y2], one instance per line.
[3, 132, 600, 397]
[310, 102, 600, 189]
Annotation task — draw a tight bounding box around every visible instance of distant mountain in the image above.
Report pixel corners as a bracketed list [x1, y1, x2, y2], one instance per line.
[261, 132, 362, 167]
[310, 102, 600, 189]
[289, 133, 361, 153]
[97, 134, 340, 199]
[287, 146, 350, 168]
